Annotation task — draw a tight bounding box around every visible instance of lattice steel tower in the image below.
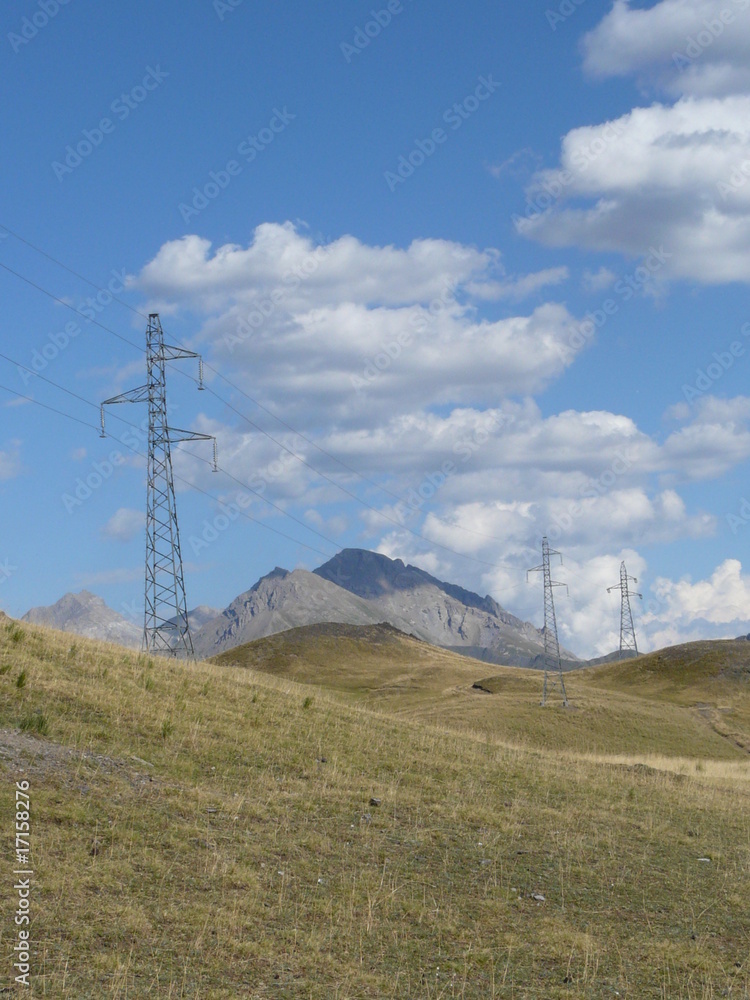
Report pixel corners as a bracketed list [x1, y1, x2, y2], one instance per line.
[527, 537, 569, 706]
[101, 314, 216, 658]
[607, 561, 642, 659]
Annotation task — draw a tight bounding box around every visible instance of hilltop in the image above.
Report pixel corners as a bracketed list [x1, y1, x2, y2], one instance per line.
[211, 620, 491, 698]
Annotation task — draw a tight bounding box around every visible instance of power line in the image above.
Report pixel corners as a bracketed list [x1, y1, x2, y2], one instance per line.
[0, 342, 347, 554]
[0, 255, 512, 573]
[0, 357, 336, 561]
[0, 261, 142, 353]
[182, 447, 343, 551]
[0, 382, 99, 433]
[0, 339, 539, 605]
[0, 222, 430, 500]
[197, 382, 507, 569]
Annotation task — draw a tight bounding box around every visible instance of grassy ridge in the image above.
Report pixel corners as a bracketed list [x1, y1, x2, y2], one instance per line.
[214, 624, 750, 760]
[0, 620, 749, 997]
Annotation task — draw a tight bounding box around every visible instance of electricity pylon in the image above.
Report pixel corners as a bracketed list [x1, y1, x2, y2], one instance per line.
[607, 561, 642, 659]
[101, 314, 216, 658]
[527, 537, 569, 707]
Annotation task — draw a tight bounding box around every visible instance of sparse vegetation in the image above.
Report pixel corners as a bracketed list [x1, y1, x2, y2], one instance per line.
[0, 619, 748, 998]
[18, 710, 49, 736]
[6, 622, 25, 644]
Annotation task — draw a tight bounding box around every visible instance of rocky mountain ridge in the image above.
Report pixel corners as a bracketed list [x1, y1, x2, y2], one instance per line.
[22, 550, 582, 667]
[22, 590, 142, 648]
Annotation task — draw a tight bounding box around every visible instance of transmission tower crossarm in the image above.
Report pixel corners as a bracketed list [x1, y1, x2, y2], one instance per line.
[166, 427, 214, 444]
[167, 428, 219, 472]
[102, 385, 151, 406]
[100, 385, 151, 436]
[157, 343, 201, 362]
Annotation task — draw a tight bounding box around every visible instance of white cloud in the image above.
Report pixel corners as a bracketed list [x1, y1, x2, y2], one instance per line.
[582, 267, 616, 293]
[582, 0, 750, 98]
[660, 395, 750, 480]
[517, 95, 750, 284]
[467, 266, 570, 301]
[649, 557, 750, 627]
[101, 507, 144, 543]
[131, 225, 584, 429]
[134, 224, 491, 309]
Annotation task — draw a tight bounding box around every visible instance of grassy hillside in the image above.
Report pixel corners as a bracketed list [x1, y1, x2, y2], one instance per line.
[213, 624, 750, 760]
[0, 619, 749, 997]
[211, 621, 491, 697]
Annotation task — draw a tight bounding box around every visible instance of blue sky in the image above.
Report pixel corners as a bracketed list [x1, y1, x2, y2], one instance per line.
[2, 0, 750, 656]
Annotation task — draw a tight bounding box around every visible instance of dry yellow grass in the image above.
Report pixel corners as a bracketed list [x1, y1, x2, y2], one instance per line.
[0, 619, 748, 998]
[215, 624, 750, 760]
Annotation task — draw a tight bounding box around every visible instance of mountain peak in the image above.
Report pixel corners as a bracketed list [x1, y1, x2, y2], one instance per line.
[314, 548, 493, 613]
[313, 548, 579, 664]
[22, 591, 141, 648]
[191, 563, 395, 659]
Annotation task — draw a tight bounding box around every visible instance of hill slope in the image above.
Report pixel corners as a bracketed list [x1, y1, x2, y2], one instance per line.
[211, 621, 492, 698]
[211, 624, 749, 760]
[0, 619, 748, 997]
[579, 638, 750, 752]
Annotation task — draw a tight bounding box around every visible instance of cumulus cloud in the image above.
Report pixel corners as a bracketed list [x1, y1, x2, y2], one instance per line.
[134, 224, 491, 309]
[131, 224, 583, 428]
[582, 0, 750, 97]
[517, 96, 750, 284]
[659, 395, 750, 480]
[513, 0, 750, 284]
[648, 558, 750, 629]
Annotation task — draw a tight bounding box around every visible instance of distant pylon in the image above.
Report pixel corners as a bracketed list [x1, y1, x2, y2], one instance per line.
[101, 314, 217, 658]
[607, 561, 642, 659]
[527, 537, 569, 707]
